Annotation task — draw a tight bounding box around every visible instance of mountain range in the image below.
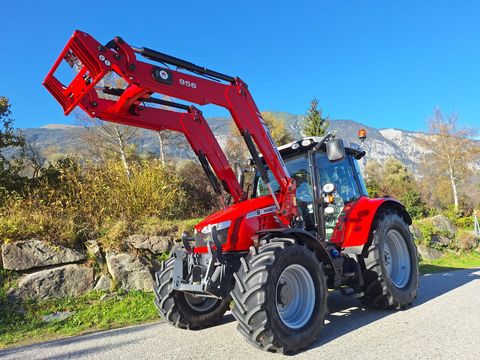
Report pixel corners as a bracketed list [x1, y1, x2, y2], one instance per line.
[15, 113, 476, 173]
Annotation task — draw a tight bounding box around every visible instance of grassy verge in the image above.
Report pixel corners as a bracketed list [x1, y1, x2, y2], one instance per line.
[0, 290, 158, 349]
[419, 250, 480, 274]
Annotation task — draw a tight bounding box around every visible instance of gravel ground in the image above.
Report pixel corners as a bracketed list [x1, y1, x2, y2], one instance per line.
[1, 268, 479, 360]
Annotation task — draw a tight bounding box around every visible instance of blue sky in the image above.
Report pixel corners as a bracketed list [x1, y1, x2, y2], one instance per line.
[1, 0, 479, 131]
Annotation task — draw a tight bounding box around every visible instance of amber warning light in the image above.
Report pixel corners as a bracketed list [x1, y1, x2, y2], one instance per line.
[358, 128, 367, 143]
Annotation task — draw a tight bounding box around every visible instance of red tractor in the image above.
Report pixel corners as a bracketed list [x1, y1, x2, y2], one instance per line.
[44, 31, 419, 354]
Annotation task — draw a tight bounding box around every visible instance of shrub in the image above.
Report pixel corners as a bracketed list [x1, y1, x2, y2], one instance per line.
[0, 159, 188, 246]
[175, 160, 220, 218]
[453, 230, 479, 251]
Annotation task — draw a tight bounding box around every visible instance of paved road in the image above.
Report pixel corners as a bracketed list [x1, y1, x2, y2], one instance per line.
[2, 268, 480, 360]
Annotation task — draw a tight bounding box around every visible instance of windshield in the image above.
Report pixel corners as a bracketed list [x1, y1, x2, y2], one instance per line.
[255, 154, 311, 198]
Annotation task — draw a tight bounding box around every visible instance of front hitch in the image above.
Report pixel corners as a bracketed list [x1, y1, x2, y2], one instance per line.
[172, 226, 223, 298]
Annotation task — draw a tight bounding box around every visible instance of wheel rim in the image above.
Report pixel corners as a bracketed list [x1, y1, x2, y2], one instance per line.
[275, 264, 315, 329]
[184, 294, 218, 312]
[383, 229, 411, 288]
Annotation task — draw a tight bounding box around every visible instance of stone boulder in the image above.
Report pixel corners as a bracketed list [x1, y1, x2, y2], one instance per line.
[1, 239, 86, 271]
[454, 231, 479, 251]
[94, 274, 113, 291]
[105, 252, 154, 291]
[431, 235, 452, 247]
[126, 234, 173, 254]
[410, 225, 423, 242]
[12, 264, 94, 300]
[430, 214, 457, 236]
[417, 244, 443, 260]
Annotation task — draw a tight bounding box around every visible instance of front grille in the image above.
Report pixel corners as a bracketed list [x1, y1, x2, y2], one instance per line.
[195, 228, 229, 247]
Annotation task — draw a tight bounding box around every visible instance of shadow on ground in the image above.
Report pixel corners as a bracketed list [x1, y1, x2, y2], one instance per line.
[306, 267, 480, 352]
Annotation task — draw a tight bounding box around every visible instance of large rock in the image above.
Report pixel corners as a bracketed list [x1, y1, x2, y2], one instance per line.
[454, 231, 479, 251]
[410, 225, 423, 242]
[431, 235, 452, 247]
[430, 215, 457, 236]
[12, 264, 94, 300]
[126, 234, 173, 254]
[94, 274, 113, 291]
[105, 252, 154, 291]
[1, 239, 86, 271]
[417, 244, 443, 260]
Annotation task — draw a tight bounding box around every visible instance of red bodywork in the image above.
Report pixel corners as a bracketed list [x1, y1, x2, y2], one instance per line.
[43, 30, 392, 256]
[194, 195, 400, 254]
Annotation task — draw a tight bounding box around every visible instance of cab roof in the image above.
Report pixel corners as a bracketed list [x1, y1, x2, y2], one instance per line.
[276, 137, 366, 160]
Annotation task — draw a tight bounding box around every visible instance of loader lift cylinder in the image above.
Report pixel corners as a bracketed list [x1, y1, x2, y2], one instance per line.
[130, 46, 236, 83]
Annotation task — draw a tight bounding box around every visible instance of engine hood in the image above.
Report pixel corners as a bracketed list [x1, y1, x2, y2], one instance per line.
[195, 195, 276, 232]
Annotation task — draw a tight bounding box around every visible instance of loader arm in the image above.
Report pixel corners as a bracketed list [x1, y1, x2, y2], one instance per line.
[43, 30, 297, 224]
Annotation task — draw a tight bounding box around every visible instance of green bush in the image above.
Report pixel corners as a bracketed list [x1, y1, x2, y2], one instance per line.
[412, 219, 453, 250]
[412, 220, 436, 245]
[443, 206, 475, 230]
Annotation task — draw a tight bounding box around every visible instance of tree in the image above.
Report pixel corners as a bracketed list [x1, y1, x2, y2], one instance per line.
[416, 108, 479, 210]
[364, 158, 427, 218]
[261, 112, 294, 145]
[303, 98, 329, 137]
[0, 97, 24, 156]
[23, 143, 46, 178]
[157, 131, 171, 166]
[75, 74, 138, 178]
[364, 160, 383, 197]
[79, 117, 138, 178]
[225, 112, 293, 173]
[0, 96, 25, 190]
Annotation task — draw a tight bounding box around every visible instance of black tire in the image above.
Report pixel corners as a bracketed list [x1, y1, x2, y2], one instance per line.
[231, 238, 328, 354]
[153, 256, 230, 329]
[360, 210, 419, 309]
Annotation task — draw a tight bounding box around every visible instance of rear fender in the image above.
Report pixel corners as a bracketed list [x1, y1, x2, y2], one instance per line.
[341, 197, 411, 255]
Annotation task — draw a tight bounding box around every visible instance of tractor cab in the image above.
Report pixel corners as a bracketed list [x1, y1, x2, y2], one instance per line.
[253, 137, 368, 240]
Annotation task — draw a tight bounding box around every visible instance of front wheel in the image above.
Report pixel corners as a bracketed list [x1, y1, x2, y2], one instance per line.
[231, 239, 327, 354]
[153, 256, 230, 329]
[360, 210, 419, 309]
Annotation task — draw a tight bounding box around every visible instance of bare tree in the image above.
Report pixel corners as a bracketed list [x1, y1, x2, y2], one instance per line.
[157, 130, 175, 166]
[75, 73, 138, 177]
[23, 143, 46, 178]
[416, 108, 479, 210]
[79, 116, 137, 178]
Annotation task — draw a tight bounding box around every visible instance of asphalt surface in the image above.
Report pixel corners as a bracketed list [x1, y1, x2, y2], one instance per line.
[1, 268, 479, 360]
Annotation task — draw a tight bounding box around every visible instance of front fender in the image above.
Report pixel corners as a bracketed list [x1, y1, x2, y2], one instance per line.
[256, 228, 336, 273]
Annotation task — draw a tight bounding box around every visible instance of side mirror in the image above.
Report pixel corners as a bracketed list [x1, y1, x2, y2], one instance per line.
[326, 138, 345, 162]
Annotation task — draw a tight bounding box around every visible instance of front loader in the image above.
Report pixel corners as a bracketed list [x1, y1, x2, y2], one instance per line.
[44, 31, 419, 354]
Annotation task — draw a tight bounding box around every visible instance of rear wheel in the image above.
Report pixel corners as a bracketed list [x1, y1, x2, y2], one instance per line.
[153, 256, 230, 329]
[360, 210, 419, 309]
[231, 239, 327, 354]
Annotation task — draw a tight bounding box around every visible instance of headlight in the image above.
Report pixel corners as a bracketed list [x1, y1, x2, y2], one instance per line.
[201, 220, 232, 234]
[197, 220, 232, 247]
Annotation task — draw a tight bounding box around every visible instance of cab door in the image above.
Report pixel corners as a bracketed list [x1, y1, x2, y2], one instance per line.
[314, 153, 362, 243]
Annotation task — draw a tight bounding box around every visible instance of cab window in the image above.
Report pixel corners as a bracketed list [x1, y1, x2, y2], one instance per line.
[255, 154, 312, 200]
[315, 153, 360, 204]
